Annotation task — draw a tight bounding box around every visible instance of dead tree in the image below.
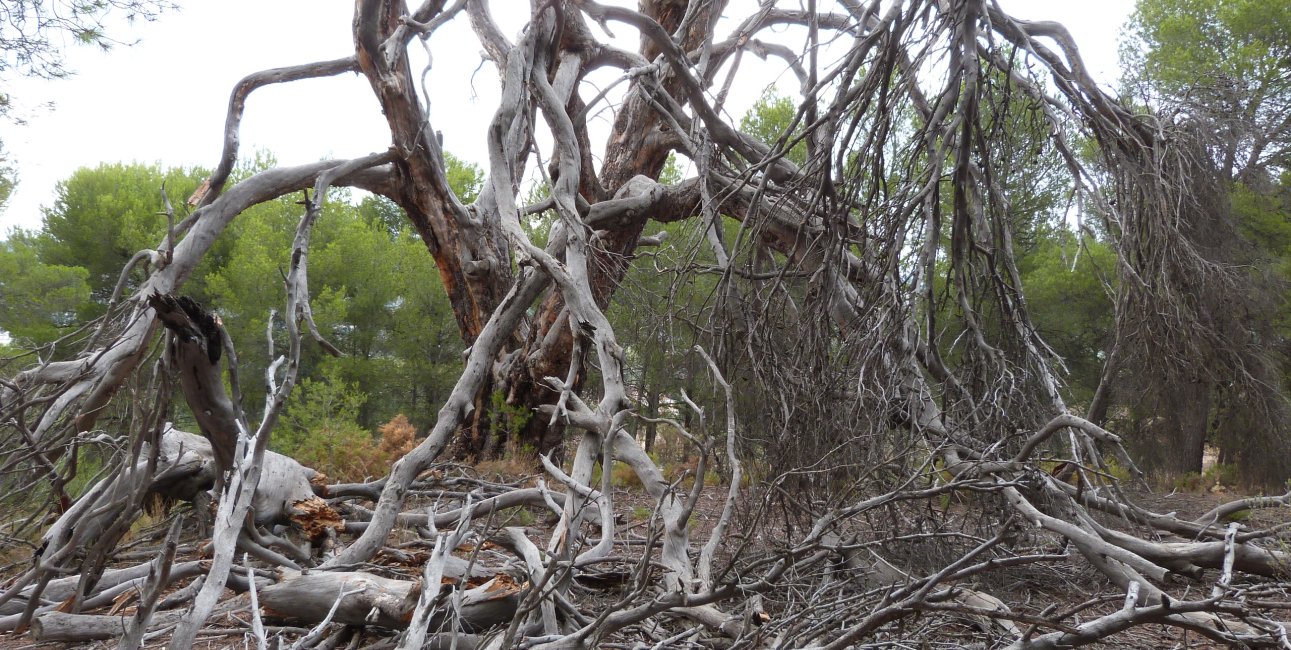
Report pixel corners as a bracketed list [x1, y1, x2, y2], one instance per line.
[2, 1, 1290, 647]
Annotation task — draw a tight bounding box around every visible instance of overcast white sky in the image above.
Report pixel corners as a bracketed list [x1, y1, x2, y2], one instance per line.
[0, 0, 1136, 235]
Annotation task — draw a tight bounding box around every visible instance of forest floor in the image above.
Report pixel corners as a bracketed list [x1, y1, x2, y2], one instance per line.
[1, 473, 1286, 649]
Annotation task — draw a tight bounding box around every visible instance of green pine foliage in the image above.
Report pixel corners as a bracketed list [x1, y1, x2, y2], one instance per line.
[0, 151, 481, 468]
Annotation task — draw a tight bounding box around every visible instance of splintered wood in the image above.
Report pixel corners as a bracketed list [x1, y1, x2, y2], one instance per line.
[288, 497, 344, 541]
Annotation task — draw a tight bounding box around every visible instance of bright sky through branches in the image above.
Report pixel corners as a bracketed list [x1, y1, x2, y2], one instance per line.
[0, 0, 1134, 235]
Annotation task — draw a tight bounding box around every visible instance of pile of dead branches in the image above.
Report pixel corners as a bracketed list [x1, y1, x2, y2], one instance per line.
[3, 1, 1290, 648]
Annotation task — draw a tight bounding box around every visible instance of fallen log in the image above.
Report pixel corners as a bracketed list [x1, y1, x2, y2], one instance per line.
[154, 426, 338, 529]
[30, 613, 131, 642]
[29, 596, 236, 643]
[0, 562, 207, 634]
[0, 561, 205, 617]
[258, 570, 523, 631]
[340, 487, 565, 532]
[30, 424, 338, 589]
